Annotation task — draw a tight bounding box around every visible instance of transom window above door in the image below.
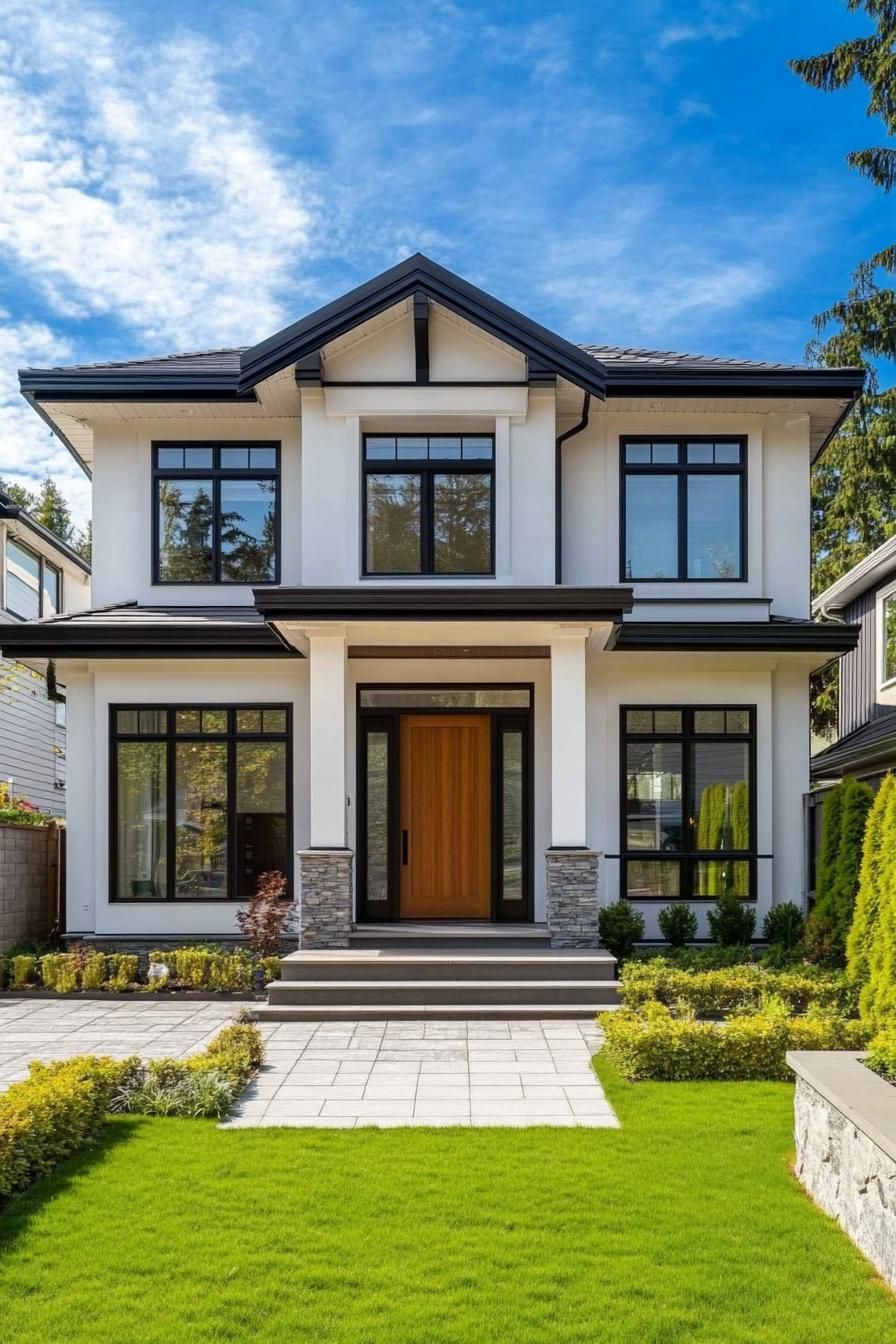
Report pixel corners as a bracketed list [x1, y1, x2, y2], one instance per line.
[621, 437, 746, 582]
[363, 434, 494, 576]
[153, 442, 280, 584]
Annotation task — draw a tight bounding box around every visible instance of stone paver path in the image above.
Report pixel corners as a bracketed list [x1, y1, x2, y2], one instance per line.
[0, 998, 617, 1129]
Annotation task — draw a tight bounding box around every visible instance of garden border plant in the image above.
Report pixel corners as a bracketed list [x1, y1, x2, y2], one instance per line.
[1, 947, 282, 996]
[0, 1018, 265, 1205]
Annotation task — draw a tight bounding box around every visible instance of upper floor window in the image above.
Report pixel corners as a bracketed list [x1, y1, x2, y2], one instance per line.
[621, 437, 746, 582]
[153, 443, 280, 584]
[363, 434, 494, 576]
[5, 536, 60, 620]
[881, 589, 896, 686]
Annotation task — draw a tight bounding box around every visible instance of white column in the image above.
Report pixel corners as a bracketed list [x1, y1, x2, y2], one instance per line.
[308, 630, 348, 848]
[550, 629, 589, 848]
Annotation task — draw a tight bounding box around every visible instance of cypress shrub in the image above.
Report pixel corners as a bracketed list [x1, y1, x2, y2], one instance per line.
[810, 777, 873, 963]
[846, 773, 896, 991]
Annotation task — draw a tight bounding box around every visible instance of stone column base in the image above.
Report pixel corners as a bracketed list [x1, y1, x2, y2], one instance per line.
[298, 849, 353, 949]
[545, 849, 600, 948]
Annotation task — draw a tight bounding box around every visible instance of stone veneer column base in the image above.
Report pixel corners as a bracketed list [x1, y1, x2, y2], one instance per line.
[298, 849, 353, 949]
[545, 849, 600, 948]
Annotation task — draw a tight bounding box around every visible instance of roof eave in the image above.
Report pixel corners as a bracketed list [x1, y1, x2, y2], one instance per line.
[610, 621, 861, 654]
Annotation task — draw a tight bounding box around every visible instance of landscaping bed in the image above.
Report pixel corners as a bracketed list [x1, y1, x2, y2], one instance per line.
[1, 947, 281, 996]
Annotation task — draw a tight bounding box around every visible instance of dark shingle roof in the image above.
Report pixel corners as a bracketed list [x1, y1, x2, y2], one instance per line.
[0, 603, 295, 658]
[811, 710, 896, 778]
[31, 349, 246, 375]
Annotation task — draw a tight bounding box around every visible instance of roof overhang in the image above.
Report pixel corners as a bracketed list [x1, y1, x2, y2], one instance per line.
[609, 620, 860, 654]
[253, 585, 634, 624]
[813, 535, 896, 614]
[0, 611, 296, 660]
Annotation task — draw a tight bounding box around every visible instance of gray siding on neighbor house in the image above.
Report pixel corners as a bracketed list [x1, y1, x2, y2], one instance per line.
[839, 588, 884, 738]
[0, 657, 65, 815]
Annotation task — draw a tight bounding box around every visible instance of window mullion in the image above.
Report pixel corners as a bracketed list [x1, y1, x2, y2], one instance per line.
[423, 470, 433, 573]
[166, 728, 176, 901]
[678, 466, 688, 581]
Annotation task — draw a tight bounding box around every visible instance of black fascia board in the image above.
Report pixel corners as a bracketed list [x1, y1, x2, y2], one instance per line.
[253, 585, 634, 623]
[610, 621, 861, 653]
[604, 367, 866, 399]
[0, 622, 297, 660]
[19, 366, 256, 404]
[238, 253, 612, 398]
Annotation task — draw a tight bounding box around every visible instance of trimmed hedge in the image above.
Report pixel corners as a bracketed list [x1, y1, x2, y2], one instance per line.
[0, 1056, 127, 1200]
[600, 1001, 869, 1082]
[810, 776, 872, 963]
[1, 948, 275, 994]
[619, 957, 850, 1016]
[0, 1021, 265, 1203]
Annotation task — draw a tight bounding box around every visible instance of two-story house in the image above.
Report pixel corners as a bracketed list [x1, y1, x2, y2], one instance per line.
[0, 491, 91, 813]
[2, 255, 863, 968]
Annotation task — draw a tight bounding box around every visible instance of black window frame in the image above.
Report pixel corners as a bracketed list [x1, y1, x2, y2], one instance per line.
[361, 433, 496, 578]
[109, 703, 293, 902]
[4, 533, 62, 621]
[620, 704, 757, 903]
[152, 441, 281, 586]
[620, 435, 747, 583]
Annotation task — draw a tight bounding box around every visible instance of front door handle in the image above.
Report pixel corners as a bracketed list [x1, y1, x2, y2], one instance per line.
[402, 829, 409, 865]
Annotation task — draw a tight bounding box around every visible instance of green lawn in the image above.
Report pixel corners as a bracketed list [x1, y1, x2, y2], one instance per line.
[0, 1059, 892, 1343]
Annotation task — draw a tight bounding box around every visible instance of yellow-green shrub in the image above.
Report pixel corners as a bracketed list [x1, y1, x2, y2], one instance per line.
[866, 1025, 896, 1081]
[105, 954, 138, 991]
[111, 1022, 264, 1118]
[260, 955, 280, 985]
[10, 955, 37, 989]
[172, 947, 212, 989]
[208, 951, 254, 992]
[40, 953, 78, 994]
[600, 1001, 869, 1082]
[619, 958, 848, 1016]
[0, 1056, 131, 1201]
[80, 954, 107, 991]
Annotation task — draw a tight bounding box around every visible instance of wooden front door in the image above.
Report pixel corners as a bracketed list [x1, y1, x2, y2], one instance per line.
[399, 714, 491, 918]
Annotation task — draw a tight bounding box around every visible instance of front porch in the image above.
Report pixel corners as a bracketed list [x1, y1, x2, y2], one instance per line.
[255, 593, 626, 953]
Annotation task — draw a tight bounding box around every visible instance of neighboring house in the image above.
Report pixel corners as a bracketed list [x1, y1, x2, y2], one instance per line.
[0, 492, 91, 813]
[1, 254, 863, 951]
[811, 536, 896, 786]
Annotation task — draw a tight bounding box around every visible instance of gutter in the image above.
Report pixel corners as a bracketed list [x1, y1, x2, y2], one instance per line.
[554, 393, 591, 584]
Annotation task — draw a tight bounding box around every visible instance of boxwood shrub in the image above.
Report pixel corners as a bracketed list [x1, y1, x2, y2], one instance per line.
[619, 957, 850, 1016]
[600, 1001, 869, 1082]
[866, 1025, 896, 1083]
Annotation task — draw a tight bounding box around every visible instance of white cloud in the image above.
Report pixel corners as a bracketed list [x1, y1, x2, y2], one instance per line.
[657, 2, 757, 50]
[0, 316, 91, 528]
[0, 2, 314, 350]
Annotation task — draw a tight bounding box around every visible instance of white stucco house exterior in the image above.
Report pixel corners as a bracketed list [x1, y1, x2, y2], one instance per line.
[1, 255, 863, 955]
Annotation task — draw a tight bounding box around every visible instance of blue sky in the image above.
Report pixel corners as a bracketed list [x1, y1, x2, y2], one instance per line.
[0, 0, 887, 525]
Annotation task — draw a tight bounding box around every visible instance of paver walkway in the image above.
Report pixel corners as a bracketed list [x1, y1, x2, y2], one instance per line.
[0, 998, 617, 1129]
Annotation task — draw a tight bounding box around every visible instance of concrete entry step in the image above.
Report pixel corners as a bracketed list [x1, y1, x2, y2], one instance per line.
[266, 978, 621, 1007]
[349, 922, 553, 950]
[254, 1002, 621, 1022]
[280, 949, 618, 983]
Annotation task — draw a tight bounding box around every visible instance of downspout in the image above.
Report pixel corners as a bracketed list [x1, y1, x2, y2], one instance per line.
[554, 392, 591, 584]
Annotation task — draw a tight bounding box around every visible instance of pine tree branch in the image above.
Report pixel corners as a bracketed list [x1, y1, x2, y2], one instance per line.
[847, 145, 896, 189]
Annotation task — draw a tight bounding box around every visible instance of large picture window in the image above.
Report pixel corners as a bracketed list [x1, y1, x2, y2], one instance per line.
[621, 437, 746, 581]
[621, 706, 755, 902]
[153, 443, 280, 584]
[5, 536, 61, 620]
[111, 705, 291, 901]
[363, 434, 494, 576]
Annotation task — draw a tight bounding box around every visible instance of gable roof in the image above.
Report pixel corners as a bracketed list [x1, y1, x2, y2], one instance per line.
[811, 709, 896, 779]
[0, 492, 90, 573]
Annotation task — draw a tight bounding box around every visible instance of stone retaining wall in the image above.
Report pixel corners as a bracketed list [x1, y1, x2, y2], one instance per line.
[0, 822, 58, 951]
[788, 1050, 896, 1291]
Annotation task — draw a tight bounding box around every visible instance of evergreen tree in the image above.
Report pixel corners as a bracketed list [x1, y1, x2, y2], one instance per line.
[846, 772, 896, 988]
[31, 477, 73, 543]
[791, 5, 896, 736]
[73, 521, 92, 565]
[0, 478, 37, 511]
[810, 776, 873, 962]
